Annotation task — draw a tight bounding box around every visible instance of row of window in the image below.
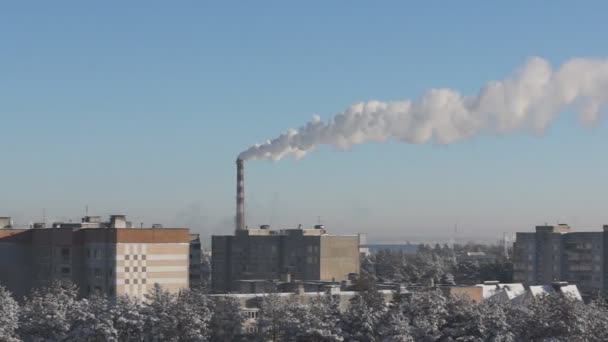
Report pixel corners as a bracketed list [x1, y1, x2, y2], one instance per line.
[124, 254, 146, 260]
[124, 278, 146, 285]
[244, 311, 259, 319]
[124, 266, 146, 272]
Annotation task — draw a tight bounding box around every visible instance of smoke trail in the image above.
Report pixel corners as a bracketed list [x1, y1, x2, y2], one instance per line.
[239, 57, 608, 161]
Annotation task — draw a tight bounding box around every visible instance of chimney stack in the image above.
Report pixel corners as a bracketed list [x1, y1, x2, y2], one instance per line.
[236, 158, 245, 231]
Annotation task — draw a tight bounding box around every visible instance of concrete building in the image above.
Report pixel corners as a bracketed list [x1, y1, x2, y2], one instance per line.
[189, 233, 210, 288]
[211, 285, 396, 335]
[0, 215, 190, 299]
[513, 224, 608, 297]
[212, 225, 360, 293]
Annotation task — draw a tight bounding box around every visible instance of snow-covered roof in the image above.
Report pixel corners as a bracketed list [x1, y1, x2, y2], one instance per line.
[476, 283, 525, 299]
[528, 284, 582, 301]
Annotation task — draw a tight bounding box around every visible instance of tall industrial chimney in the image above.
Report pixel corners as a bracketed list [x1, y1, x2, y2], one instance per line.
[236, 158, 245, 231]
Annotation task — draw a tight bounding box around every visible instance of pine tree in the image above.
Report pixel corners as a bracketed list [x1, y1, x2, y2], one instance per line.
[341, 288, 388, 342]
[174, 288, 214, 341]
[0, 285, 19, 342]
[64, 295, 118, 342]
[110, 295, 146, 341]
[300, 294, 344, 342]
[257, 293, 295, 342]
[400, 290, 447, 342]
[379, 311, 413, 342]
[18, 280, 81, 341]
[142, 283, 181, 341]
[210, 296, 246, 342]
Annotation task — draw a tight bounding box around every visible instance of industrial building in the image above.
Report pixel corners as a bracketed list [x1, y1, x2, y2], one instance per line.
[211, 159, 360, 293]
[0, 215, 191, 299]
[212, 225, 360, 293]
[513, 224, 608, 297]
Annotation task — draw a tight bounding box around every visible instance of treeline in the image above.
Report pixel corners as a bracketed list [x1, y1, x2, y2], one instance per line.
[362, 244, 513, 285]
[2, 281, 608, 341]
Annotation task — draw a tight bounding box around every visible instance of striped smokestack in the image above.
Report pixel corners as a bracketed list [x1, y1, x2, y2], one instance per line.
[236, 158, 245, 231]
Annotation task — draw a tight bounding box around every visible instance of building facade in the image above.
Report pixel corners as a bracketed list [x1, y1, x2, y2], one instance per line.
[513, 224, 607, 297]
[0, 215, 190, 299]
[211, 226, 360, 293]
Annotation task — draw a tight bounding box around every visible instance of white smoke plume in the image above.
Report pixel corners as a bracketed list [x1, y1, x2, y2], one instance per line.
[239, 57, 608, 161]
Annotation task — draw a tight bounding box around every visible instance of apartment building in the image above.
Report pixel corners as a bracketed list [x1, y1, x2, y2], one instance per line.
[513, 224, 607, 297]
[211, 225, 360, 293]
[0, 215, 190, 299]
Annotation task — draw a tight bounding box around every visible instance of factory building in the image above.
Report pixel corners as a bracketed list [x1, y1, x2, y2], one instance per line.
[513, 224, 608, 298]
[211, 159, 360, 293]
[211, 225, 360, 293]
[0, 215, 191, 299]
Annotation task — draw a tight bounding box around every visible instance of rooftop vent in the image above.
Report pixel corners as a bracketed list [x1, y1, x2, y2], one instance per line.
[0, 217, 12, 229]
[260, 225, 270, 229]
[314, 224, 325, 229]
[110, 215, 127, 228]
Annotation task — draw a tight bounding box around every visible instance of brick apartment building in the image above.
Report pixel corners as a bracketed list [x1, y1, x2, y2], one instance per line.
[0, 215, 190, 299]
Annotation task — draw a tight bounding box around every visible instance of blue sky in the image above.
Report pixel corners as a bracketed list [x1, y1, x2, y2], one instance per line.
[2, 1, 608, 242]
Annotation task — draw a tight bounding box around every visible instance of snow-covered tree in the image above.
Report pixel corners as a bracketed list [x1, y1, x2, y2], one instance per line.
[476, 301, 514, 342]
[298, 294, 343, 341]
[257, 293, 296, 341]
[142, 285, 213, 342]
[0, 285, 19, 342]
[341, 288, 388, 342]
[210, 296, 246, 342]
[64, 295, 118, 342]
[174, 288, 214, 341]
[18, 280, 81, 341]
[507, 293, 592, 342]
[110, 295, 146, 341]
[142, 283, 181, 341]
[379, 311, 413, 342]
[399, 290, 447, 342]
[583, 299, 608, 342]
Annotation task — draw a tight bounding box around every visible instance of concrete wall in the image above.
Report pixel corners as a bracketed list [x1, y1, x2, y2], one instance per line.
[320, 235, 360, 282]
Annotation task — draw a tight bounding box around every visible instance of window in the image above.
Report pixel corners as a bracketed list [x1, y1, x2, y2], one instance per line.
[60, 248, 70, 263]
[141, 278, 146, 284]
[125, 279, 130, 284]
[141, 255, 146, 260]
[125, 255, 130, 260]
[94, 268, 101, 277]
[133, 267, 138, 272]
[133, 279, 138, 284]
[125, 267, 130, 272]
[142, 267, 146, 272]
[134, 255, 138, 260]
[109, 287, 114, 296]
[93, 249, 98, 259]
[60, 267, 70, 276]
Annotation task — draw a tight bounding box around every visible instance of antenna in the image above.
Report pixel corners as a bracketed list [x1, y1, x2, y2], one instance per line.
[85, 205, 89, 216]
[43, 208, 46, 227]
[503, 232, 510, 259]
[317, 216, 322, 225]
